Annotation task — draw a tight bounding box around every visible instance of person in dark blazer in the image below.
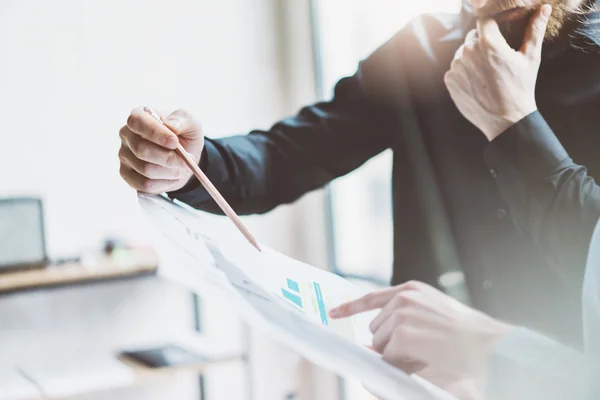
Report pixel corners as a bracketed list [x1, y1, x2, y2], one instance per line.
[119, 0, 600, 349]
[329, 5, 600, 398]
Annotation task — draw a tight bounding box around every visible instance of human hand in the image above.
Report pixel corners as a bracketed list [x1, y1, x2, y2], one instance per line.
[444, 5, 552, 141]
[329, 281, 513, 383]
[119, 108, 204, 193]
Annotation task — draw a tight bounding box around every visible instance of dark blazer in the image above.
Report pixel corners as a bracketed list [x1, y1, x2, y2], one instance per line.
[170, 3, 600, 346]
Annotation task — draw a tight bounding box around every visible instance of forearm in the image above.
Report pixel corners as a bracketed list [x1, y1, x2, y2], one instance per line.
[486, 327, 597, 400]
[168, 75, 395, 215]
[168, 132, 341, 215]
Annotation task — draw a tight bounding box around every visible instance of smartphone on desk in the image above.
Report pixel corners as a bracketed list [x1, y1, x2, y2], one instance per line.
[120, 345, 209, 369]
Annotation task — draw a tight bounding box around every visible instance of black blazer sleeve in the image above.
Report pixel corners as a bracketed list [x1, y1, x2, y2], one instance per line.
[164, 18, 449, 215]
[168, 73, 394, 215]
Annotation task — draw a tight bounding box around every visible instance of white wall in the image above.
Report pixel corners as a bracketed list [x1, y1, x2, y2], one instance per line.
[0, 1, 326, 399]
[0, 0, 293, 257]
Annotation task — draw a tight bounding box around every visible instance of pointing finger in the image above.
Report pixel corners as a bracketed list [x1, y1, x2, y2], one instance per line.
[329, 288, 398, 318]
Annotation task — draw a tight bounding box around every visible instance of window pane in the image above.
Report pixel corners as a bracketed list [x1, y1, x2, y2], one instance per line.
[316, 0, 462, 280]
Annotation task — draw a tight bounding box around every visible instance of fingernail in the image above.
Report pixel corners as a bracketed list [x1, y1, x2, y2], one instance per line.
[329, 307, 339, 317]
[542, 4, 552, 18]
[165, 118, 182, 132]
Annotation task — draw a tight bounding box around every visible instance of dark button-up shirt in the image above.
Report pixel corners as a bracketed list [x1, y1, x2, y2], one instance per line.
[171, 3, 600, 346]
[477, 110, 600, 399]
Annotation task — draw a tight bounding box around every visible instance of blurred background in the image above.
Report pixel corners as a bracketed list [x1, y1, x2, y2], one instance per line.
[0, 0, 460, 399]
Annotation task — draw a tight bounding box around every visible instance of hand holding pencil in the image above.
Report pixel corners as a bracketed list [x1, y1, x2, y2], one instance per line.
[119, 107, 261, 251]
[119, 107, 205, 194]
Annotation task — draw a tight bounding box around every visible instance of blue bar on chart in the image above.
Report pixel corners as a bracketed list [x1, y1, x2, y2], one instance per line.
[313, 282, 328, 325]
[282, 278, 303, 309]
[287, 278, 300, 292]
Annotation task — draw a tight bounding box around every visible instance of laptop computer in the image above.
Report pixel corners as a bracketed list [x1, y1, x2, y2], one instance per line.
[0, 197, 48, 273]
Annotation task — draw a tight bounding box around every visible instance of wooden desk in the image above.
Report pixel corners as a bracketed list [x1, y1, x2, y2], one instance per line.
[0, 252, 245, 400]
[0, 252, 249, 400]
[0, 252, 158, 296]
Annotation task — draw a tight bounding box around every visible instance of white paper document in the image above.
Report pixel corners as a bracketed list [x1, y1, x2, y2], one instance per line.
[139, 194, 453, 400]
[0, 365, 40, 400]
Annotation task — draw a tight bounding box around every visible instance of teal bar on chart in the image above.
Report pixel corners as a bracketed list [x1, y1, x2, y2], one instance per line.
[287, 278, 300, 292]
[282, 278, 303, 308]
[313, 282, 328, 326]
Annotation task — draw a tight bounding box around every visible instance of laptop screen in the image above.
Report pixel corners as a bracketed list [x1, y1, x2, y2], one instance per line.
[0, 198, 46, 269]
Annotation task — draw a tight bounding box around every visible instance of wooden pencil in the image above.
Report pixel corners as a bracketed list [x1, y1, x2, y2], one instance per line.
[144, 107, 262, 252]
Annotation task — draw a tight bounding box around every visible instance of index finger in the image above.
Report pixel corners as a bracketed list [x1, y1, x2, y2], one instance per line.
[329, 286, 402, 319]
[127, 107, 179, 150]
[329, 280, 437, 319]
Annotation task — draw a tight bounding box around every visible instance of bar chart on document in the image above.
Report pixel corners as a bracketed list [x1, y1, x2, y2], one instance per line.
[229, 241, 373, 344]
[140, 189, 451, 400]
[279, 277, 356, 340]
[138, 194, 373, 345]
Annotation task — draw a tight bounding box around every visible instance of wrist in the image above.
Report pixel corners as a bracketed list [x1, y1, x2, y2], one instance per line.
[475, 319, 514, 381]
[485, 107, 538, 141]
[466, 315, 514, 380]
[482, 320, 514, 355]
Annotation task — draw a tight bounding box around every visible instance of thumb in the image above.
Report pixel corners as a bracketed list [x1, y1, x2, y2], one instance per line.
[521, 4, 552, 58]
[164, 109, 200, 138]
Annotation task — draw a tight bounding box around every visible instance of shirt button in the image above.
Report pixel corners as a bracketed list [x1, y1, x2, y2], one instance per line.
[490, 169, 498, 178]
[496, 208, 507, 219]
[483, 280, 493, 290]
